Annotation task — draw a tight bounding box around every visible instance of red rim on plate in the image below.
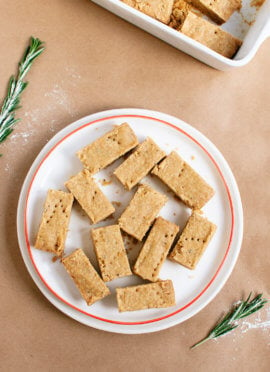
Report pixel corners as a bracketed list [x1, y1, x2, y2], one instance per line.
[24, 114, 234, 325]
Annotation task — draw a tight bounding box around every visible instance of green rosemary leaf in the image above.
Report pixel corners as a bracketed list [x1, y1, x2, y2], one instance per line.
[0, 36, 44, 150]
[0, 127, 14, 143]
[191, 293, 268, 349]
[7, 76, 16, 97]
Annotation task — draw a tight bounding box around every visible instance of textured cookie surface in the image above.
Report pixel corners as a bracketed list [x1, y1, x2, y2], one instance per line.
[118, 183, 168, 241]
[114, 137, 166, 190]
[186, 0, 241, 24]
[91, 225, 132, 282]
[180, 11, 242, 58]
[35, 189, 73, 256]
[169, 0, 193, 30]
[62, 249, 110, 305]
[116, 280, 175, 312]
[133, 217, 179, 281]
[152, 151, 214, 209]
[169, 211, 216, 269]
[77, 123, 138, 174]
[122, 0, 174, 24]
[65, 169, 115, 224]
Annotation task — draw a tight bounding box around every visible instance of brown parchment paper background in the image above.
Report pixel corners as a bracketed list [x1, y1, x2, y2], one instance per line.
[0, 1, 269, 371]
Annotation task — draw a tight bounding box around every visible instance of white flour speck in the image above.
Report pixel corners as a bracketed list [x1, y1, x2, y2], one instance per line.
[226, 301, 270, 340]
[65, 66, 81, 85]
[24, 108, 41, 122]
[45, 84, 69, 109]
[10, 131, 34, 142]
[240, 306, 270, 334]
[44, 83, 78, 117]
[2, 65, 83, 175]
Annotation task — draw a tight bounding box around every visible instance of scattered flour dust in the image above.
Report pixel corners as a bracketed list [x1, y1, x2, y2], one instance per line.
[44, 84, 78, 117]
[240, 306, 270, 334]
[236, 305, 270, 348]
[2, 65, 82, 174]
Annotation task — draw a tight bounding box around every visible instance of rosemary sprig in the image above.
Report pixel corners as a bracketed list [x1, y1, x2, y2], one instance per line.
[0, 37, 45, 151]
[191, 293, 268, 349]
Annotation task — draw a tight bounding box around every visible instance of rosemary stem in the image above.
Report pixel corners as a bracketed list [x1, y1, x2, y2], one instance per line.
[190, 336, 211, 349]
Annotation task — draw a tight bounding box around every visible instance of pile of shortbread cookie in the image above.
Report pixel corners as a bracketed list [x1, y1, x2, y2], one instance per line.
[121, 0, 242, 58]
[35, 123, 216, 312]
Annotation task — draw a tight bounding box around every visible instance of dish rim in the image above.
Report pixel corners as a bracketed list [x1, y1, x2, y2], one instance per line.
[17, 108, 244, 333]
[91, 0, 270, 69]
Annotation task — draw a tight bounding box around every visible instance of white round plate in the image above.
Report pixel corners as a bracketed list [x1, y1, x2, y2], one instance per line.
[17, 108, 243, 334]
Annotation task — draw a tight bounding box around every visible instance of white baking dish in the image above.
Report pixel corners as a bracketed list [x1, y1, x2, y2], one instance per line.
[91, 0, 270, 70]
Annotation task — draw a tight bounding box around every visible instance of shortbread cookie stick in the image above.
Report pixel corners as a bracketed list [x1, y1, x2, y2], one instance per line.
[180, 11, 242, 58]
[77, 123, 138, 174]
[65, 169, 115, 224]
[91, 225, 132, 282]
[122, 0, 174, 24]
[114, 137, 166, 190]
[116, 280, 175, 312]
[186, 0, 241, 24]
[133, 217, 179, 281]
[118, 183, 168, 241]
[152, 151, 214, 209]
[35, 190, 73, 256]
[169, 211, 216, 269]
[62, 249, 110, 305]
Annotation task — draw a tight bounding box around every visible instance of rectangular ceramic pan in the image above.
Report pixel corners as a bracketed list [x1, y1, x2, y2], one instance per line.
[91, 0, 270, 70]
